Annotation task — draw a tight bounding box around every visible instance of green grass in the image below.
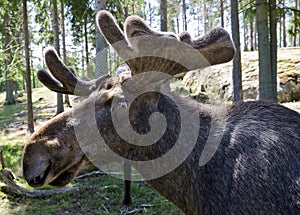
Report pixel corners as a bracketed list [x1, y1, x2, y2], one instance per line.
[0, 87, 182, 214]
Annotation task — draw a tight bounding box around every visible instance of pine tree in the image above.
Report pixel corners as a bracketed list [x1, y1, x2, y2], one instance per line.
[160, 0, 168, 31]
[256, 0, 277, 101]
[51, 0, 64, 114]
[23, 0, 34, 132]
[231, 0, 242, 102]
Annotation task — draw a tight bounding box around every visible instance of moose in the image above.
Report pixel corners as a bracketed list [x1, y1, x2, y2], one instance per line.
[23, 11, 300, 214]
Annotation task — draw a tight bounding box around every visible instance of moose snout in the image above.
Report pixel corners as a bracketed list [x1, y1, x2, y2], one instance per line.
[23, 155, 52, 188]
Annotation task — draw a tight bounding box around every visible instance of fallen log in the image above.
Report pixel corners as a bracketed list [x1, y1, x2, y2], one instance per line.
[0, 168, 78, 197]
[0, 148, 78, 197]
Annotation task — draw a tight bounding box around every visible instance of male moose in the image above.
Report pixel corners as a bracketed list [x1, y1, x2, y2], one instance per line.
[23, 11, 300, 214]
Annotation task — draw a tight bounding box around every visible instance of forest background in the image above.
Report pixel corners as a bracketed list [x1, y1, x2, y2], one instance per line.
[0, 0, 299, 214]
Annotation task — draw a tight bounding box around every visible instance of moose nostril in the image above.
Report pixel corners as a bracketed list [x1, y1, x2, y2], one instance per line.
[29, 175, 43, 187]
[30, 175, 41, 186]
[27, 162, 52, 187]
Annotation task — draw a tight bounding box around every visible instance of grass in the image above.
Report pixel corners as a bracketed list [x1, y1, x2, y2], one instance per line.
[0, 173, 181, 214]
[0, 87, 182, 214]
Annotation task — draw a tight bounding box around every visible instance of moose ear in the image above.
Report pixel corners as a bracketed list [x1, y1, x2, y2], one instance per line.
[192, 28, 235, 65]
[178, 32, 192, 45]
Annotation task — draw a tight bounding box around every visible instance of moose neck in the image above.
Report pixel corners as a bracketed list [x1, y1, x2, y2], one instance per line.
[98, 89, 214, 214]
[133, 94, 213, 214]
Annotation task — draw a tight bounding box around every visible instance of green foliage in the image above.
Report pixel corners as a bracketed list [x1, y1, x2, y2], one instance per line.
[64, 0, 95, 44]
[33, 0, 53, 45]
[0, 0, 25, 93]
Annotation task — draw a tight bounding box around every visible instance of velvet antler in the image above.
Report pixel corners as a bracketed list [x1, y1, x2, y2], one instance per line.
[97, 10, 235, 77]
[37, 48, 109, 96]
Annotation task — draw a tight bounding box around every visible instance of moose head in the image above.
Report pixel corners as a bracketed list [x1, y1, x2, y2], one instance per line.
[23, 11, 234, 188]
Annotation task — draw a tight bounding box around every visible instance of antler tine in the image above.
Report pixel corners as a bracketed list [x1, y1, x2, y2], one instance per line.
[37, 69, 70, 94]
[192, 28, 235, 66]
[97, 11, 132, 58]
[44, 47, 109, 96]
[124, 15, 154, 38]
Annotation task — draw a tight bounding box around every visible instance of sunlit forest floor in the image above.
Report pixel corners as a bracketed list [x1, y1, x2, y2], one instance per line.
[0, 50, 299, 214]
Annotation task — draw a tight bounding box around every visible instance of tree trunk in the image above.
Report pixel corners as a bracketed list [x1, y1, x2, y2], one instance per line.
[32, 71, 36, 89]
[51, 0, 64, 114]
[299, 0, 300, 46]
[160, 0, 168, 31]
[279, 16, 282, 47]
[177, 14, 180, 34]
[124, 5, 129, 18]
[293, 0, 298, 46]
[4, 12, 15, 105]
[220, 0, 225, 28]
[282, 0, 287, 47]
[5, 79, 15, 105]
[182, 0, 187, 31]
[269, 0, 278, 102]
[84, 18, 89, 68]
[82, 40, 85, 76]
[95, 0, 108, 78]
[60, 0, 71, 107]
[254, 17, 258, 50]
[149, 2, 154, 28]
[250, 20, 254, 50]
[249, 0, 255, 51]
[243, 14, 248, 51]
[23, 0, 34, 132]
[230, 0, 243, 102]
[13, 81, 17, 96]
[256, 0, 277, 101]
[203, 0, 207, 34]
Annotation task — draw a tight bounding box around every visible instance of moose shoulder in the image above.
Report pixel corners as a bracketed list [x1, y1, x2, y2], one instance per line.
[22, 11, 300, 214]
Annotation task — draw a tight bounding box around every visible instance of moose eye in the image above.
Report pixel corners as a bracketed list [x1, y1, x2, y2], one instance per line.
[106, 83, 113, 90]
